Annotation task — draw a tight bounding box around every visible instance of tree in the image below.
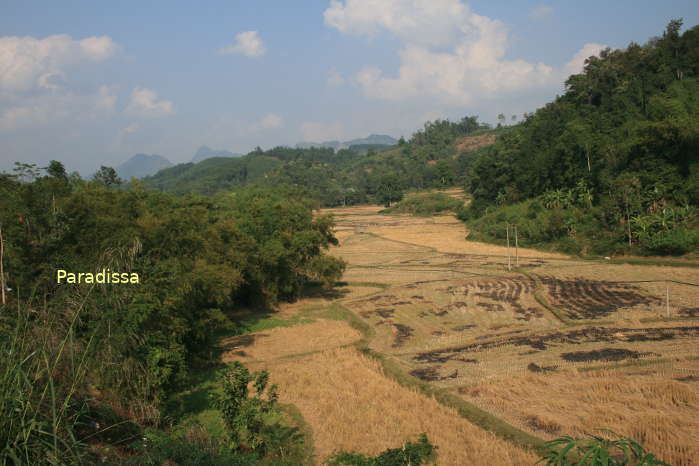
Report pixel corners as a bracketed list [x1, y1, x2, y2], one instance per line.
[537, 430, 669, 465]
[497, 113, 506, 127]
[92, 166, 123, 187]
[45, 160, 67, 179]
[12, 162, 41, 183]
[213, 362, 278, 452]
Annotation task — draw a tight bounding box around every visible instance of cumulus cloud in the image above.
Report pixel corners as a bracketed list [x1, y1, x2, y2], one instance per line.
[325, 0, 608, 108]
[564, 43, 608, 76]
[325, 0, 558, 106]
[125, 87, 175, 117]
[529, 4, 553, 20]
[0, 34, 117, 94]
[0, 86, 116, 131]
[301, 121, 344, 142]
[219, 31, 266, 57]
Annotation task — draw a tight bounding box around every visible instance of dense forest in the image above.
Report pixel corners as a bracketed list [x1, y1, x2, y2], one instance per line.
[0, 165, 346, 464]
[463, 20, 699, 256]
[143, 116, 494, 207]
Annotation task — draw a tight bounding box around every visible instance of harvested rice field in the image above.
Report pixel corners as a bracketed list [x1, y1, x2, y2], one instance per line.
[222, 201, 699, 465]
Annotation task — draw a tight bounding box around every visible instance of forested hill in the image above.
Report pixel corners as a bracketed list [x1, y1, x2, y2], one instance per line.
[143, 120, 499, 203]
[463, 20, 699, 256]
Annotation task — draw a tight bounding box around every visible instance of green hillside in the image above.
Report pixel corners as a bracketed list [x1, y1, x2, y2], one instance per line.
[462, 20, 699, 256]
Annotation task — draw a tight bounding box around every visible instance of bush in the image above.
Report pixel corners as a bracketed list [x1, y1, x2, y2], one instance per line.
[326, 433, 437, 466]
[642, 228, 699, 255]
[537, 430, 669, 465]
[382, 192, 463, 216]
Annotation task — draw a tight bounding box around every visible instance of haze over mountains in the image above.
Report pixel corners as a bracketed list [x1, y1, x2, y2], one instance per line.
[116, 136, 396, 179]
[191, 146, 243, 164]
[116, 154, 172, 180]
[116, 146, 244, 179]
[295, 134, 398, 150]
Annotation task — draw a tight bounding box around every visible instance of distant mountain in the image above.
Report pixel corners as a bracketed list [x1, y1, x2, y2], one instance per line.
[116, 154, 173, 179]
[295, 134, 397, 151]
[192, 146, 242, 164]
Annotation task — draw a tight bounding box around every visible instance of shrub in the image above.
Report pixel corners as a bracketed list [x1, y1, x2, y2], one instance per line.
[642, 228, 699, 255]
[326, 433, 437, 466]
[382, 192, 463, 216]
[537, 430, 669, 465]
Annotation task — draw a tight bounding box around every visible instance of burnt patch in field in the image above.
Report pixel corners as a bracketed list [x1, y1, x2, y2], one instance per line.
[527, 362, 558, 373]
[471, 278, 536, 303]
[360, 308, 395, 319]
[519, 350, 540, 356]
[679, 307, 699, 318]
[456, 358, 478, 363]
[447, 301, 468, 309]
[410, 366, 458, 381]
[560, 347, 659, 362]
[525, 415, 561, 435]
[430, 309, 449, 317]
[513, 305, 544, 321]
[538, 276, 662, 319]
[410, 295, 425, 299]
[413, 325, 699, 364]
[392, 323, 414, 347]
[452, 324, 476, 331]
[477, 302, 505, 312]
[432, 330, 448, 336]
[393, 301, 413, 305]
[418, 311, 429, 318]
[676, 375, 699, 382]
[365, 294, 396, 302]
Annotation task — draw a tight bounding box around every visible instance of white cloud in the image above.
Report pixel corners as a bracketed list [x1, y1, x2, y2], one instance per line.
[246, 113, 284, 132]
[529, 4, 553, 20]
[327, 68, 345, 87]
[0, 86, 116, 131]
[324, 0, 471, 48]
[325, 0, 557, 106]
[125, 87, 175, 117]
[301, 121, 344, 142]
[259, 113, 283, 129]
[0, 34, 117, 94]
[219, 31, 266, 57]
[564, 43, 607, 76]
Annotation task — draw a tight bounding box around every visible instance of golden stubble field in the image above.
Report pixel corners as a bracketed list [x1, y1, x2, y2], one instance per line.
[224, 202, 699, 465]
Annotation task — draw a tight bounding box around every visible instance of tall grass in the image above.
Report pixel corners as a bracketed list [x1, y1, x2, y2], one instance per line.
[0, 300, 95, 464]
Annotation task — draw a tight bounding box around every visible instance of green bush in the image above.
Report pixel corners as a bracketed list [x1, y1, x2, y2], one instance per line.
[642, 228, 699, 255]
[382, 192, 463, 216]
[326, 433, 437, 466]
[537, 430, 669, 465]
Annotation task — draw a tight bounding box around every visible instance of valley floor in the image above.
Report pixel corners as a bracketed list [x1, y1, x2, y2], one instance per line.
[222, 205, 699, 465]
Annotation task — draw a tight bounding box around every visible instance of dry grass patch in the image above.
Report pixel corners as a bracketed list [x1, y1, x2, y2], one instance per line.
[457, 360, 699, 466]
[221, 319, 360, 363]
[265, 347, 538, 465]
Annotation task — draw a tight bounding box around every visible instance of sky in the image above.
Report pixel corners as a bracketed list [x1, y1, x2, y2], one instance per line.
[1, 1, 698, 175]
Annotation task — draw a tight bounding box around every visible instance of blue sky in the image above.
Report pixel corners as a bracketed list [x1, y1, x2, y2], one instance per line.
[1, 0, 698, 174]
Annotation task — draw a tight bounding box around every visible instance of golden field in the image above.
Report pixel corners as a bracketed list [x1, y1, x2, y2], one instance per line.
[223, 198, 699, 465]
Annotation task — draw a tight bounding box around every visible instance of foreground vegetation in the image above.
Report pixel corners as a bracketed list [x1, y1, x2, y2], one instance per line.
[0, 165, 344, 463]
